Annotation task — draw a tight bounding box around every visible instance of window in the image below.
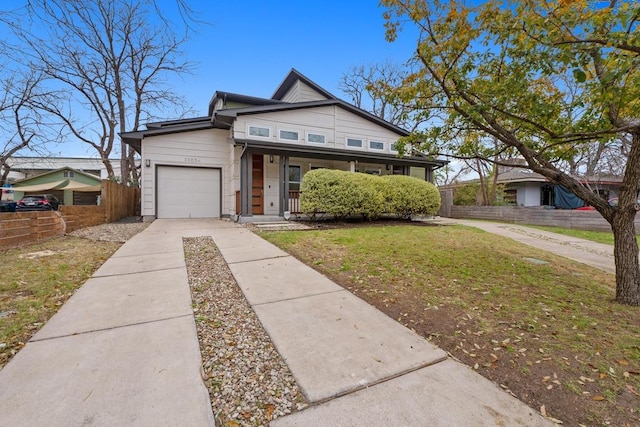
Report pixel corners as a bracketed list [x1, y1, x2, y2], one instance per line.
[248, 125, 270, 138]
[279, 129, 299, 141]
[307, 133, 326, 144]
[63, 170, 75, 178]
[369, 141, 385, 151]
[288, 165, 301, 191]
[390, 141, 399, 154]
[347, 137, 363, 149]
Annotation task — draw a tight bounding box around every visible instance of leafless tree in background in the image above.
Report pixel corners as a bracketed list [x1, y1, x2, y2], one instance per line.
[339, 62, 425, 131]
[0, 68, 58, 185]
[0, 0, 197, 184]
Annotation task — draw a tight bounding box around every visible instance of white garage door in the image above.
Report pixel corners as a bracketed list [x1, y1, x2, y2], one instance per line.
[157, 166, 221, 218]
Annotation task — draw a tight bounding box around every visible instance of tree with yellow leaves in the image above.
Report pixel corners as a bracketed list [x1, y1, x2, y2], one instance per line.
[381, 0, 640, 305]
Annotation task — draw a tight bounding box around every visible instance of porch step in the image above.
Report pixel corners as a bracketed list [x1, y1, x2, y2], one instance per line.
[238, 215, 286, 224]
[244, 220, 313, 231]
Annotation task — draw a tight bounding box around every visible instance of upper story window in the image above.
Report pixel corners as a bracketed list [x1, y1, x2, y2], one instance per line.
[346, 137, 363, 149]
[369, 141, 385, 151]
[390, 141, 399, 154]
[248, 125, 271, 138]
[63, 170, 75, 178]
[279, 129, 299, 141]
[307, 133, 326, 144]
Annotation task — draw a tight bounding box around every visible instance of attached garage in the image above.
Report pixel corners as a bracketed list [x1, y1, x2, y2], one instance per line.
[157, 165, 221, 218]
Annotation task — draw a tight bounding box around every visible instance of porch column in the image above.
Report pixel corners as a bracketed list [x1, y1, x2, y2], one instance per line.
[240, 151, 252, 216]
[349, 161, 357, 172]
[279, 155, 290, 216]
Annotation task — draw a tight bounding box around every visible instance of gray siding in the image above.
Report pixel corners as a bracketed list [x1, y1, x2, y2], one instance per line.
[280, 81, 330, 103]
[234, 105, 403, 154]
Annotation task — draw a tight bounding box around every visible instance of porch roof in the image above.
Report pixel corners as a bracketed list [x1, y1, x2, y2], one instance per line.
[235, 139, 448, 168]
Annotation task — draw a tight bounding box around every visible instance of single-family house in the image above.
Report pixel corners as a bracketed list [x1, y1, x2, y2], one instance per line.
[121, 69, 447, 221]
[442, 159, 623, 208]
[6, 167, 102, 205]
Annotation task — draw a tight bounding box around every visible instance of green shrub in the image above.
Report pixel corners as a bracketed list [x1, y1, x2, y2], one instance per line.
[381, 175, 441, 219]
[300, 169, 440, 219]
[300, 169, 384, 219]
[453, 183, 480, 205]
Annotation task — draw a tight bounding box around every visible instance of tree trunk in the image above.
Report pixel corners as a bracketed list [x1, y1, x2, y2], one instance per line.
[611, 211, 640, 305]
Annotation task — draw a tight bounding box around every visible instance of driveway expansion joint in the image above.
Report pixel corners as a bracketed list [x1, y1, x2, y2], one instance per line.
[303, 354, 451, 406]
[226, 254, 292, 265]
[251, 288, 347, 307]
[29, 313, 194, 343]
[92, 265, 185, 278]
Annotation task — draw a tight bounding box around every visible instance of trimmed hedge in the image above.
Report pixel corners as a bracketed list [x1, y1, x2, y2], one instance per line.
[381, 174, 441, 219]
[299, 169, 440, 219]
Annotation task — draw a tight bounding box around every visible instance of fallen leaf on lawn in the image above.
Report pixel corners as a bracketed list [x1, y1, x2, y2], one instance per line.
[626, 385, 640, 397]
[592, 395, 606, 401]
[226, 421, 241, 427]
[617, 359, 629, 366]
[540, 405, 547, 416]
[624, 371, 630, 379]
[546, 384, 553, 390]
[600, 373, 608, 379]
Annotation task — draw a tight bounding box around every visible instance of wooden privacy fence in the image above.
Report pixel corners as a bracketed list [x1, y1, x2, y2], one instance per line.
[447, 205, 640, 232]
[0, 180, 140, 248]
[102, 180, 140, 223]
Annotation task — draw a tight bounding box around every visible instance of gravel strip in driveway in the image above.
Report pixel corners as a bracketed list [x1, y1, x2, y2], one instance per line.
[72, 220, 307, 426]
[184, 236, 306, 426]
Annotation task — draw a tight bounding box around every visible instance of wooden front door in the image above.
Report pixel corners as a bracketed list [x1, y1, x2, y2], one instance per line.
[252, 154, 264, 215]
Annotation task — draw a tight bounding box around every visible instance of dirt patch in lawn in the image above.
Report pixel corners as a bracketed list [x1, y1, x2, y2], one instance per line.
[259, 221, 640, 427]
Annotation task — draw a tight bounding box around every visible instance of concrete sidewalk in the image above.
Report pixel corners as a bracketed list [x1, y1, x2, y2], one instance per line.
[436, 218, 616, 273]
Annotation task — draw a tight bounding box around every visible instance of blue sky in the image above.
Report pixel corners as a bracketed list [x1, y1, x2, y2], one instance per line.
[172, 0, 418, 115]
[2, 0, 420, 156]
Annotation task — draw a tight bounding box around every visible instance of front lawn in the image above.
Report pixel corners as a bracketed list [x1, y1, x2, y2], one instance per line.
[0, 237, 120, 369]
[261, 223, 640, 426]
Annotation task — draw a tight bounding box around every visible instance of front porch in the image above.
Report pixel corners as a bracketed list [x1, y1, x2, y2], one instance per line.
[234, 141, 442, 221]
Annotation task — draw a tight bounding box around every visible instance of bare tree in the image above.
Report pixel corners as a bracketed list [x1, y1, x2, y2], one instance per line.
[0, 0, 196, 184]
[0, 69, 57, 185]
[339, 62, 424, 131]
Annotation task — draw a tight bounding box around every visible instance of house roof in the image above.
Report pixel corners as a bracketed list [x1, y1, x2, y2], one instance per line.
[121, 69, 443, 168]
[121, 118, 215, 153]
[11, 167, 102, 192]
[12, 166, 102, 184]
[207, 91, 285, 116]
[271, 68, 337, 101]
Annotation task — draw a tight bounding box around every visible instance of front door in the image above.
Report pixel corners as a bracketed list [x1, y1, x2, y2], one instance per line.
[252, 154, 264, 215]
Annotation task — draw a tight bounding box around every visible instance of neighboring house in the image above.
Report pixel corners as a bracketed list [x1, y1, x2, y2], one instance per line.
[5, 156, 127, 182]
[6, 167, 102, 206]
[121, 69, 447, 221]
[443, 160, 622, 208]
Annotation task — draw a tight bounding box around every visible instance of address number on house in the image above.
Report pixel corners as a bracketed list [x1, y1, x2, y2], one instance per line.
[184, 157, 201, 164]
